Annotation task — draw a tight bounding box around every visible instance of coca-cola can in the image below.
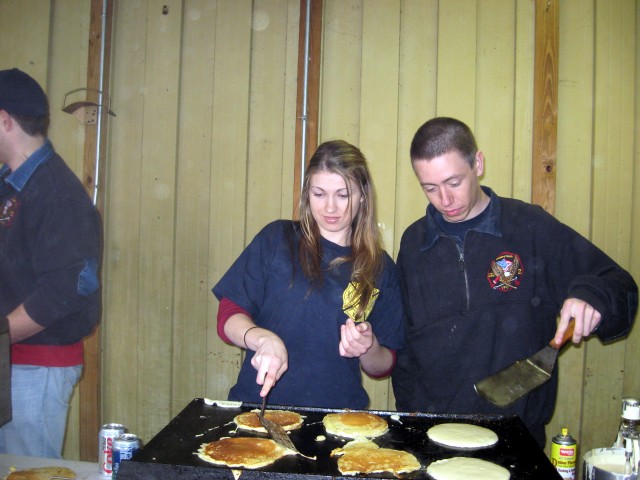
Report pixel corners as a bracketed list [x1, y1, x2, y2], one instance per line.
[99, 423, 126, 476]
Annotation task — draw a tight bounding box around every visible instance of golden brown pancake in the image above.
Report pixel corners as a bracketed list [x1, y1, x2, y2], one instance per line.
[5, 467, 76, 480]
[197, 437, 294, 468]
[233, 409, 303, 432]
[331, 438, 421, 476]
[323, 411, 388, 439]
[427, 423, 498, 449]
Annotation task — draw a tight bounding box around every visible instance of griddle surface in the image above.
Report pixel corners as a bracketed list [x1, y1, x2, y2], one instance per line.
[118, 398, 560, 479]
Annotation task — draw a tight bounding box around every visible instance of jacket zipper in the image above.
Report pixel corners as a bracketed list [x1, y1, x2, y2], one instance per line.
[457, 247, 470, 311]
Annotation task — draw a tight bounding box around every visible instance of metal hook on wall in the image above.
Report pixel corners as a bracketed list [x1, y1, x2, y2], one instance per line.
[62, 87, 116, 125]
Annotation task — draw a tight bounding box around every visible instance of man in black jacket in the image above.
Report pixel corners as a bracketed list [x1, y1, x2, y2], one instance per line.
[0, 69, 102, 457]
[391, 117, 638, 447]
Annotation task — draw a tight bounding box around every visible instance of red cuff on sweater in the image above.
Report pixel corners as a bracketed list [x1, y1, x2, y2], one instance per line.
[217, 298, 251, 345]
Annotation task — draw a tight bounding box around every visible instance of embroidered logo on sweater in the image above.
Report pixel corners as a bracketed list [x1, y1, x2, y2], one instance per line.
[487, 252, 523, 291]
[342, 282, 379, 322]
[0, 196, 19, 227]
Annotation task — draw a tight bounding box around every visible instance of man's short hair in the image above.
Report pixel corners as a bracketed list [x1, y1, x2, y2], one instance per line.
[410, 117, 478, 167]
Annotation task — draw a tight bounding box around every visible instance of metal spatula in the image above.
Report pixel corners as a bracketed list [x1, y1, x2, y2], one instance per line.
[474, 319, 576, 407]
[258, 395, 300, 453]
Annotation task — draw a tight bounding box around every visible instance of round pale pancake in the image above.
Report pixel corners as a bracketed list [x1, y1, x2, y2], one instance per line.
[234, 409, 303, 432]
[331, 439, 421, 476]
[323, 411, 388, 439]
[197, 437, 293, 469]
[427, 423, 498, 449]
[426, 457, 510, 480]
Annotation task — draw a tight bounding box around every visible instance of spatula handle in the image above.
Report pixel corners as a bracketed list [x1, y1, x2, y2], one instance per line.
[549, 318, 575, 349]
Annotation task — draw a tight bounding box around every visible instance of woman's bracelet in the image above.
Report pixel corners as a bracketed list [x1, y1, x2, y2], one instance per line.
[243, 326, 259, 349]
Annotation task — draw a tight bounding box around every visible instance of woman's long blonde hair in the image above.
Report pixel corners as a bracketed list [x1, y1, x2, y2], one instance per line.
[296, 140, 383, 321]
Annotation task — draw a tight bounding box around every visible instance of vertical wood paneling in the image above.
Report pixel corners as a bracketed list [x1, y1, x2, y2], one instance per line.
[475, 0, 516, 197]
[358, 0, 401, 409]
[206, 0, 252, 400]
[580, 0, 637, 456]
[281, 0, 300, 218]
[629, 0, 640, 402]
[132, 0, 181, 441]
[245, 0, 293, 239]
[103, 0, 147, 438]
[552, 0, 595, 456]
[0, 1, 50, 81]
[436, 0, 477, 122]
[48, 1, 91, 175]
[393, 0, 438, 256]
[359, 0, 400, 259]
[319, 0, 363, 141]
[172, 0, 219, 415]
[512, 0, 535, 203]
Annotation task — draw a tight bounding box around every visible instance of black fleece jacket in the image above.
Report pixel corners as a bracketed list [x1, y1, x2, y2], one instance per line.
[392, 187, 638, 447]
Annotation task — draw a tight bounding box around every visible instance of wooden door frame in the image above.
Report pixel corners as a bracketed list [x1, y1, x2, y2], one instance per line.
[532, 0, 559, 213]
[79, 0, 114, 461]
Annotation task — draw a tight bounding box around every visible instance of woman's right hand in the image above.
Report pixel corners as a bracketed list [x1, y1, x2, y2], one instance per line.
[245, 327, 288, 397]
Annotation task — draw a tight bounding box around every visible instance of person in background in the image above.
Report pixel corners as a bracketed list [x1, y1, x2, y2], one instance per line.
[212, 140, 404, 408]
[392, 116, 638, 448]
[0, 316, 9, 428]
[0, 68, 102, 458]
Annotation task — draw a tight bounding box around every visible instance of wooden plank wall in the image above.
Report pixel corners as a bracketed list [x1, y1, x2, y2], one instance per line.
[102, 0, 300, 445]
[556, 1, 640, 460]
[0, 1, 638, 468]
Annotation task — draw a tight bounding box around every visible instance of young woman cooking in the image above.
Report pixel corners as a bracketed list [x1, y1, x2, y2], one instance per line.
[212, 140, 404, 409]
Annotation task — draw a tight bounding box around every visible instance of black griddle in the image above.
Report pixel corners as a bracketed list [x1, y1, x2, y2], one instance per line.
[117, 398, 561, 479]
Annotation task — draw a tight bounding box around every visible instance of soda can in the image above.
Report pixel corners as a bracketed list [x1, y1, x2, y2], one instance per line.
[551, 427, 577, 479]
[99, 423, 126, 476]
[112, 433, 141, 479]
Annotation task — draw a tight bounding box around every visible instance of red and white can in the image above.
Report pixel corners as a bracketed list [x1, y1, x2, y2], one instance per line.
[99, 423, 126, 476]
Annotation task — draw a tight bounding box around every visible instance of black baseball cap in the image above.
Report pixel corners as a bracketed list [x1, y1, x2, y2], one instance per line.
[0, 68, 49, 116]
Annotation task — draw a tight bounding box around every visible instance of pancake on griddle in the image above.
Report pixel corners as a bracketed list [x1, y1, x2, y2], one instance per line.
[197, 437, 294, 468]
[427, 422, 498, 449]
[234, 409, 303, 432]
[426, 457, 510, 480]
[323, 411, 388, 439]
[331, 438, 421, 476]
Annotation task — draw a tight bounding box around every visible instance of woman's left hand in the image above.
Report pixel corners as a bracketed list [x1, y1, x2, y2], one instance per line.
[339, 318, 374, 357]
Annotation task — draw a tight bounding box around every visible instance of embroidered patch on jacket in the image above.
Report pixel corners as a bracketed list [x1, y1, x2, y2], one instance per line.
[0, 196, 19, 227]
[487, 252, 523, 291]
[342, 282, 379, 322]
